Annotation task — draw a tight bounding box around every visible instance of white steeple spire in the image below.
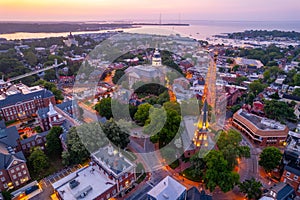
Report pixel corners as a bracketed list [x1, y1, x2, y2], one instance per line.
[47, 102, 57, 116]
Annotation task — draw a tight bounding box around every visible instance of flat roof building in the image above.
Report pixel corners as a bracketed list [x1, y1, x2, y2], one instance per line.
[52, 166, 118, 200]
[233, 109, 289, 146]
[147, 176, 186, 200]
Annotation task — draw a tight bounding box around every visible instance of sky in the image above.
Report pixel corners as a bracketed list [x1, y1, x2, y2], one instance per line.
[0, 0, 300, 22]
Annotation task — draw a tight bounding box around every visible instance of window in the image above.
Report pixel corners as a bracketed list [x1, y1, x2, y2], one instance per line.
[0, 171, 2, 175]
[13, 175, 17, 179]
[21, 165, 25, 169]
[37, 139, 42, 144]
[286, 172, 291, 177]
[3, 183, 8, 188]
[113, 189, 116, 195]
[106, 194, 110, 199]
[294, 175, 298, 180]
[16, 167, 20, 171]
[27, 143, 31, 148]
[18, 172, 21, 177]
[10, 169, 15, 173]
[15, 181, 19, 186]
[1, 177, 5, 182]
[23, 170, 27, 175]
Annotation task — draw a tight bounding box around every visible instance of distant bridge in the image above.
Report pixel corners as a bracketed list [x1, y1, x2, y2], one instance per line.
[8, 59, 66, 82]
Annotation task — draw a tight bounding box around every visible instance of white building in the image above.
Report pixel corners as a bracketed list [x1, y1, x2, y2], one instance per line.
[147, 176, 186, 200]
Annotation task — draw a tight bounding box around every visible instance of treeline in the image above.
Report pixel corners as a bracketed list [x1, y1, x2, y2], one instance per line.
[227, 30, 300, 40]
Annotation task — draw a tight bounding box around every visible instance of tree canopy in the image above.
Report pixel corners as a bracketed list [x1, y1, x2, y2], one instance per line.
[46, 126, 63, 157]
[239, 178, 262, 200]
[62, 127, 90, 166]
[95, 97, 113, 119]
[101, 119, 130, 149]
[258, 147, 282, 172]
[249, 80, 266, 96]
[204, 150, 240, 192]
[134, 103, 151, 126]
[29, 147, 49, 174]
[259, 146, 282, 172]
[264, 100, 296, 121]
[217, 130, 250, 170]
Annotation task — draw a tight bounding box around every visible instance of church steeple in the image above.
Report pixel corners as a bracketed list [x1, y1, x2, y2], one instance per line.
[193, 99, 209, 148]
[152, 48, 162, 66]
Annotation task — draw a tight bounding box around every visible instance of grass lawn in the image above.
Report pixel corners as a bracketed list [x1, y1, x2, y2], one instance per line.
[180, 167, 201, 182]
[29, 157, 65, 181]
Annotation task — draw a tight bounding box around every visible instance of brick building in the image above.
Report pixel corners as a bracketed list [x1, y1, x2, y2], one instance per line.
[0, 126, 30, 191]
[91, 144, 136, 196]
[20, 131, 49, 154]
[281, 130, 300, 195]
[52, 145, 136, 200]
[37, 100, 79, 131]
[233, 109, 289, 146]
[0, 83, 55, 122]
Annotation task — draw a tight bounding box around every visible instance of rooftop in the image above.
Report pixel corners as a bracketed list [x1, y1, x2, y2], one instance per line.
[238, 109, 286, 131]
[0, 83, 53, 107]
[147, 176, 186, 200]
[92, 145, 135, 178]
[52, 166, 116, 200]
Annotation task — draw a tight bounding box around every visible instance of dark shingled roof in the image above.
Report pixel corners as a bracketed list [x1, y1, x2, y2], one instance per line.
[0, 126, 19, 148]
[0, 89, 53, 108]
[0, 120, 5, 129]
[20, 131, 49, 145]
[0, 151, 26, 170]
[274, 183, 295, 200]
[282, 93, 300, 102]
[284, 164, 300, 176]
[187, 187, 212, 200]
[37, 107, 49, 119]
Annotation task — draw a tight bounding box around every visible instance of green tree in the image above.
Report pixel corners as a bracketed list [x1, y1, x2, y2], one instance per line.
[232, 65, 240, 72]
[293, 88, 300, 97]
[143, 107, 166, 135]
[46, 126, 63, 157]
[134, 103, 151, 125]
[189, 153, 205, 178]
[101, 119, 130, 149]
[44, 69, 57, 81]
[249, 80, 266, 96]
[293, 73, 300, 86]
[239, 178, 262, 200]
[95, 97, 112, 119]
[235, 76, 248, 85]
[217, 130, 250, 170]
[150, 109, 181, 147]
[29, 147, 49, 174]
[112, 69, 126, 84]
[62, 127, 90, 166]
[24, 51, 37, 66]
[76, 122, 108, 152]
[264, 100, 296, 121]
[259, 146, 282, 172]
[204, 150, 240, 192]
